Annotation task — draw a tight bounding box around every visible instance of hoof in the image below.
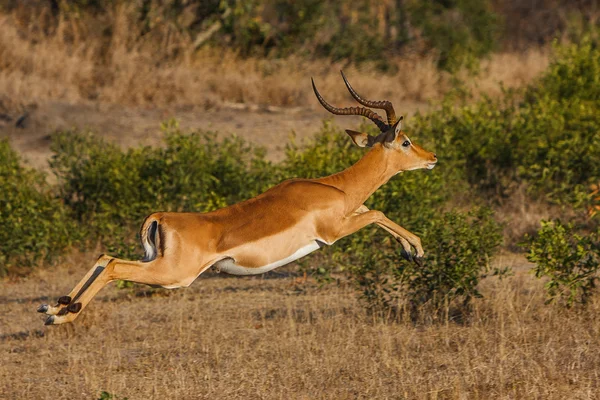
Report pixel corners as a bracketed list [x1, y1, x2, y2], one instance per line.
[45, 315, 55, 326]
[400, 249, 413, 262]
[57, 308, 70, 316]
[57, 296, 71, 305]
[67, 303, 82, 313]
[414, 257, 424, 268]
[37, 304, 48, 313]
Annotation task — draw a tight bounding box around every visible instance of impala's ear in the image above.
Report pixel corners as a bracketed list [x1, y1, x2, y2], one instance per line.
[345, 130, 373, 147]
[391, 116, 404, 140]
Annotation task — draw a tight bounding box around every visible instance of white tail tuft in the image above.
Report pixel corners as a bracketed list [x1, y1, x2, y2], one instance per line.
[141, 219, 159, 262]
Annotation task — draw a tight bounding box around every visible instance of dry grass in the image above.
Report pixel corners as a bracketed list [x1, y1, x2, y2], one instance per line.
[0, 10, 549, 113]
[1, 253, 599, 399]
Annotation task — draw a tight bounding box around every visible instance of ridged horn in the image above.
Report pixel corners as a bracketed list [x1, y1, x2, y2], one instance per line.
[340, 70, 397, 126]
[311, 78, 389, 132]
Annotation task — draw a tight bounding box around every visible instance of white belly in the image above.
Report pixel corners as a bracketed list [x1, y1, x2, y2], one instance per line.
[213, 241, 323, 276]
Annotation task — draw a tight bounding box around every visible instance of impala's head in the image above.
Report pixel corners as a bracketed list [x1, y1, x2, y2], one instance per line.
[312, 71, 437, 172]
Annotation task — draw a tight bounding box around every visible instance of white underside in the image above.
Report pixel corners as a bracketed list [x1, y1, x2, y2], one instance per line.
[213, 241, 323, 276]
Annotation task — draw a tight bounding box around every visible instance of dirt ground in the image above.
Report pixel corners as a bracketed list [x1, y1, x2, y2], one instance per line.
[1, 253, 599, 400]
[0, 97, 431, 175]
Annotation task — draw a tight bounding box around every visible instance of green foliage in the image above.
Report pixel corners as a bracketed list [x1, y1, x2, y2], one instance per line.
[221, 0, 501, 68]
[0, 140, 78, 276]
[411, 39, 600, 207]
[524, 220, 600, 307]
[50, 120, 274, 259]
[407, 0, 500, 71]
[278, 122, 361, 180]
[537, 39, 600, 102]
[398, 208, 502, 308]
[351, 208, 502, 315]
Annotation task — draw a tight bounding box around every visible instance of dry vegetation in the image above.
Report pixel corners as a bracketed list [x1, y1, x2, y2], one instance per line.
[1, 254, 599, 399]
[0, 10, 549, 112]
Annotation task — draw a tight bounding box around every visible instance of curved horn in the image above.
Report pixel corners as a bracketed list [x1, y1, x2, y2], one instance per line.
[340, 70, 397, 126]
[311, 78, 389, 132]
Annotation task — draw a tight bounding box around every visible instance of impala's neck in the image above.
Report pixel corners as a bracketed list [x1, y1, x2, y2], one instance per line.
[319, 145, 397, 211]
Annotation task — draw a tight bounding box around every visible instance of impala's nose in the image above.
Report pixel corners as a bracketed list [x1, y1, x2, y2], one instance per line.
[433, 153, 437, 159]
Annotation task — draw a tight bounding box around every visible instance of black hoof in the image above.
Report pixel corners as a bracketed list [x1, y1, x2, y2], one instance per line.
[37, 304, 48, 313]
[67, 303, 82, 313]
[57, 296, 71, 305]
[414, 257, 424, 268]
[57, 308, 69, 316]
[400, 249, 413, 262]
[45, 316, 55, 326]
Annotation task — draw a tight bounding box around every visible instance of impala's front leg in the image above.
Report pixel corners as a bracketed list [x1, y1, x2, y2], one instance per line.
[354, 205, 413, 258]
[344, 208, 425, 264]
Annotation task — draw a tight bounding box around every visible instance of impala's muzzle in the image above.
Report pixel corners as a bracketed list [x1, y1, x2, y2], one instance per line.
[426, 153, 437, 169]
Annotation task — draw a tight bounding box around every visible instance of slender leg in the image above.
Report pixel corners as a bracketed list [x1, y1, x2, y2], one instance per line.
[41, 257, 198, 325]
[37, 254, 114, 316]
[340, 209, 424, 258]
[354, 205, 413, 257]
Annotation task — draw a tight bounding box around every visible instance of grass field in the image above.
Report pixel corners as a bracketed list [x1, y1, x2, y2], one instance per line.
[1, 253, 599, 399]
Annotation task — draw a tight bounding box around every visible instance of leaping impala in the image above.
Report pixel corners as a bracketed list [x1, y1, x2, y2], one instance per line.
[38, 71, 437, 325]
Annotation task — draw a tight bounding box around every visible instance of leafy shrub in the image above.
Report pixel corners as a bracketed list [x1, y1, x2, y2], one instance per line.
[50, 121, 274, 259]
[524, 220, 600, 306]
[0, 140, 78, 276]
[351, 208, 502, 316]
[407, 0, 500, 71]
[411, 39, 600, 207]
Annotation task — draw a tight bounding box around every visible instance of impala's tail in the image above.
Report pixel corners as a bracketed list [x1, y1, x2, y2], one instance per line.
[140, 214, 161, 262]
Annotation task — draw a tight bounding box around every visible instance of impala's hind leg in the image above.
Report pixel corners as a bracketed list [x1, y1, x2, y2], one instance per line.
[42, 256, 198, 325]
[37, 254, 113, 317]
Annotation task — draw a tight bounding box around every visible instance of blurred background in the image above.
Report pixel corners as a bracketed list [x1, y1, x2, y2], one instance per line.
[1, 0, 597, 107]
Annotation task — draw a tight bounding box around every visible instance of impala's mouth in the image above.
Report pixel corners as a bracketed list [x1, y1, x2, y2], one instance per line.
[427, 162, 437, 170]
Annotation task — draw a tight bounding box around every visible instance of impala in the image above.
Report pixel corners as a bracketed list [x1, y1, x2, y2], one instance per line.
[38, 71, 437, 325]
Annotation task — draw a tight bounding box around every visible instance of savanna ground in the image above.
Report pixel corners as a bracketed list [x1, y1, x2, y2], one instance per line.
[2, 254, 600, 399]
[1, 2, 599, 399]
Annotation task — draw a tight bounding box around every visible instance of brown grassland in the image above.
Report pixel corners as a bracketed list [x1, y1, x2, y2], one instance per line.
[1, 6, 599, 400]
[1, 254, 599, 399]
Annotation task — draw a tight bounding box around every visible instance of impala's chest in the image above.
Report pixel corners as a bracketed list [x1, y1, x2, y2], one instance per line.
[213, 240, 325, 276]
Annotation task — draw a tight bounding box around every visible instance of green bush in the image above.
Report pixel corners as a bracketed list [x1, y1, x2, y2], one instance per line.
[411, 39, 600, 207]
[407, 0, 500, 71]
[524, 220, 600, 306]
[350, 208, 502, 316]
[0, 140, 78, 276]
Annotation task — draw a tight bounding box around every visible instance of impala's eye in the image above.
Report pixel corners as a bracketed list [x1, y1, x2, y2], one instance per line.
[402, 140, 410, 147]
